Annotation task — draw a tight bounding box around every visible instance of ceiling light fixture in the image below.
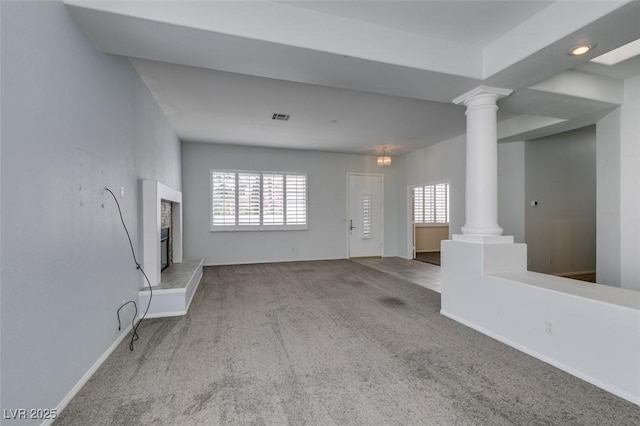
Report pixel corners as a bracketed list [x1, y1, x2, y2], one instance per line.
[377, 146, 391, 167]
[569, 43, 596, 56]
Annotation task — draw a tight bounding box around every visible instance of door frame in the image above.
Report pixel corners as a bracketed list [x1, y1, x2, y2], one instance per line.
[347, 173, 384, 258]
[407, 181, 452, 260]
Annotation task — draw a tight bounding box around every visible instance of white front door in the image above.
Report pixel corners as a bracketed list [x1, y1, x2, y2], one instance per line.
[348, 174, 383, 258]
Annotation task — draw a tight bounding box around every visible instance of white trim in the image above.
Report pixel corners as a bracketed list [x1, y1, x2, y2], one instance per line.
[409, 181, 452, 259]
[203, 256, 345, 267]
[210, 224, 308, 232]
[139, 287, 184, 296]
[210, 169, 308, 231]
[44, 322, 135, 426]
[143, 180, 183, 287]
[440, 309, 640, 406]
[452, 85, 513, 105]
[143, 310, 187, 319]
[407, 185, 414, 259]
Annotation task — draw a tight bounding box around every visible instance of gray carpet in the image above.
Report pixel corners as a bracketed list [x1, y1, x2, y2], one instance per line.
[56, 260, 640, 425]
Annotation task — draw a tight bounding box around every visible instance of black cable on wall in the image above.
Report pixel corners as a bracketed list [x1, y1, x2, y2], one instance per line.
[105, 187, 153, 351]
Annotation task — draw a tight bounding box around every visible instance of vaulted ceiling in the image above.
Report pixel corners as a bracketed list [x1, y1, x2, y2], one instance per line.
[65, 0, 640, 155]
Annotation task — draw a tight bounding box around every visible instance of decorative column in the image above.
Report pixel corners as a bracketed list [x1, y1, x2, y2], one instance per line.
[452, 86, 512, 243]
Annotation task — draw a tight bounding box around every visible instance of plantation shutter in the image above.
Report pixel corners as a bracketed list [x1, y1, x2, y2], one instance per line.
[434, 183, 448, 224]
[286, 174, 307, 225]
[263, 173, 285, 225]
[211, 172, 236, 227]
[413, 187, 424, 223]
[238, 172, 261, 226]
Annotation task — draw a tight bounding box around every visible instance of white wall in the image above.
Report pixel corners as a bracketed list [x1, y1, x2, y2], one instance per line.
[498, 141, 525, 243]
[1, 2, 181, 422]
[619, 76, 640, 290]
[596, 75, 640, 290]
[182, 142, 400, 265]
[399, 135, 466, 258]
[525, 129, 597, 275]
[596, 109, 621, 285]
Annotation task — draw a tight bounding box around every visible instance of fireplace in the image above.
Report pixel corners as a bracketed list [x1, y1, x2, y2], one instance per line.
[142, 179, 183, 287]
[160, 227, 170, 271]
[160, 200, 173, 272]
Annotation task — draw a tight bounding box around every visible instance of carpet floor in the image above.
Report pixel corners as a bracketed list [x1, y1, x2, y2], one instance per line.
[56, 260, 640, 425]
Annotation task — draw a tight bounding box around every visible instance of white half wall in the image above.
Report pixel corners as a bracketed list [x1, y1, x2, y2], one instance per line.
[182, 142, 400, 265]
[441, 241, 640, 405]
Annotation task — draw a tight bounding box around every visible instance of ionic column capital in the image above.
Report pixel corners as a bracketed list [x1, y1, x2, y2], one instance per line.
[452, 85, 513, 107]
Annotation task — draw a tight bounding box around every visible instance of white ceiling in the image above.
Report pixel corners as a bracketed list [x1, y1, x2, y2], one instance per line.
[131, 59, 467, 155]
[65, 0, 640, 155]
[280, 1, 554, 46]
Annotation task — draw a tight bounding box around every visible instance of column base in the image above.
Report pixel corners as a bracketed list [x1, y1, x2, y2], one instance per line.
[452, 234, 514, 244]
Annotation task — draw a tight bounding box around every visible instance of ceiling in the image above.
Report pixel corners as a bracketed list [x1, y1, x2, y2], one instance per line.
[65, 0, 640, 156]
[278, 1, 554, 46]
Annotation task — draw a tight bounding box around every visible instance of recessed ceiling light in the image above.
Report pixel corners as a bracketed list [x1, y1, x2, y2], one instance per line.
[569, 43, 596, 56]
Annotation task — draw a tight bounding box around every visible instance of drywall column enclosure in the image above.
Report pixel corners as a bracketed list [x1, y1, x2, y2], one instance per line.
[453, 86, 512, 237]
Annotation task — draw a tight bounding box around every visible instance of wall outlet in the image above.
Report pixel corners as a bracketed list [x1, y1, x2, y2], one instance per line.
[545, 320, 555, 335]
[120, 186, 125, 198]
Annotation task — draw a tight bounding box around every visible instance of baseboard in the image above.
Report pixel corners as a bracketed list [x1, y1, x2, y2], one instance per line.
[440, 309, 639, 406]
[416, 250, 440, 253]
[45, 269, 204, 423]
[44, 322, 135, 426]
[203, 256, 345, 267]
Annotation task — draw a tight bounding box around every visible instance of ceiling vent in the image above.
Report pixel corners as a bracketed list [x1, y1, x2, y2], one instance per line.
[272, 113, 290, 121]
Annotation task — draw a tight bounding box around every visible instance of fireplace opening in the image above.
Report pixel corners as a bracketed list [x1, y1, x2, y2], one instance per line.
[160, 227, 170, 272]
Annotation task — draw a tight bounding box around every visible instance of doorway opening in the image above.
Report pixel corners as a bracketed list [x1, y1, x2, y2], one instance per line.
[410, 181, 450, 266]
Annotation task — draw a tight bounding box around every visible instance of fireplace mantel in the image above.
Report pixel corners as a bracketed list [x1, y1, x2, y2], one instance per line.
[142, 180, 183, 287]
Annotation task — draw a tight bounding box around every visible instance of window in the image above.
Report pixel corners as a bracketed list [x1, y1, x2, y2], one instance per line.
[211, 170, 307, 231]
[413, 182, 449, 224]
